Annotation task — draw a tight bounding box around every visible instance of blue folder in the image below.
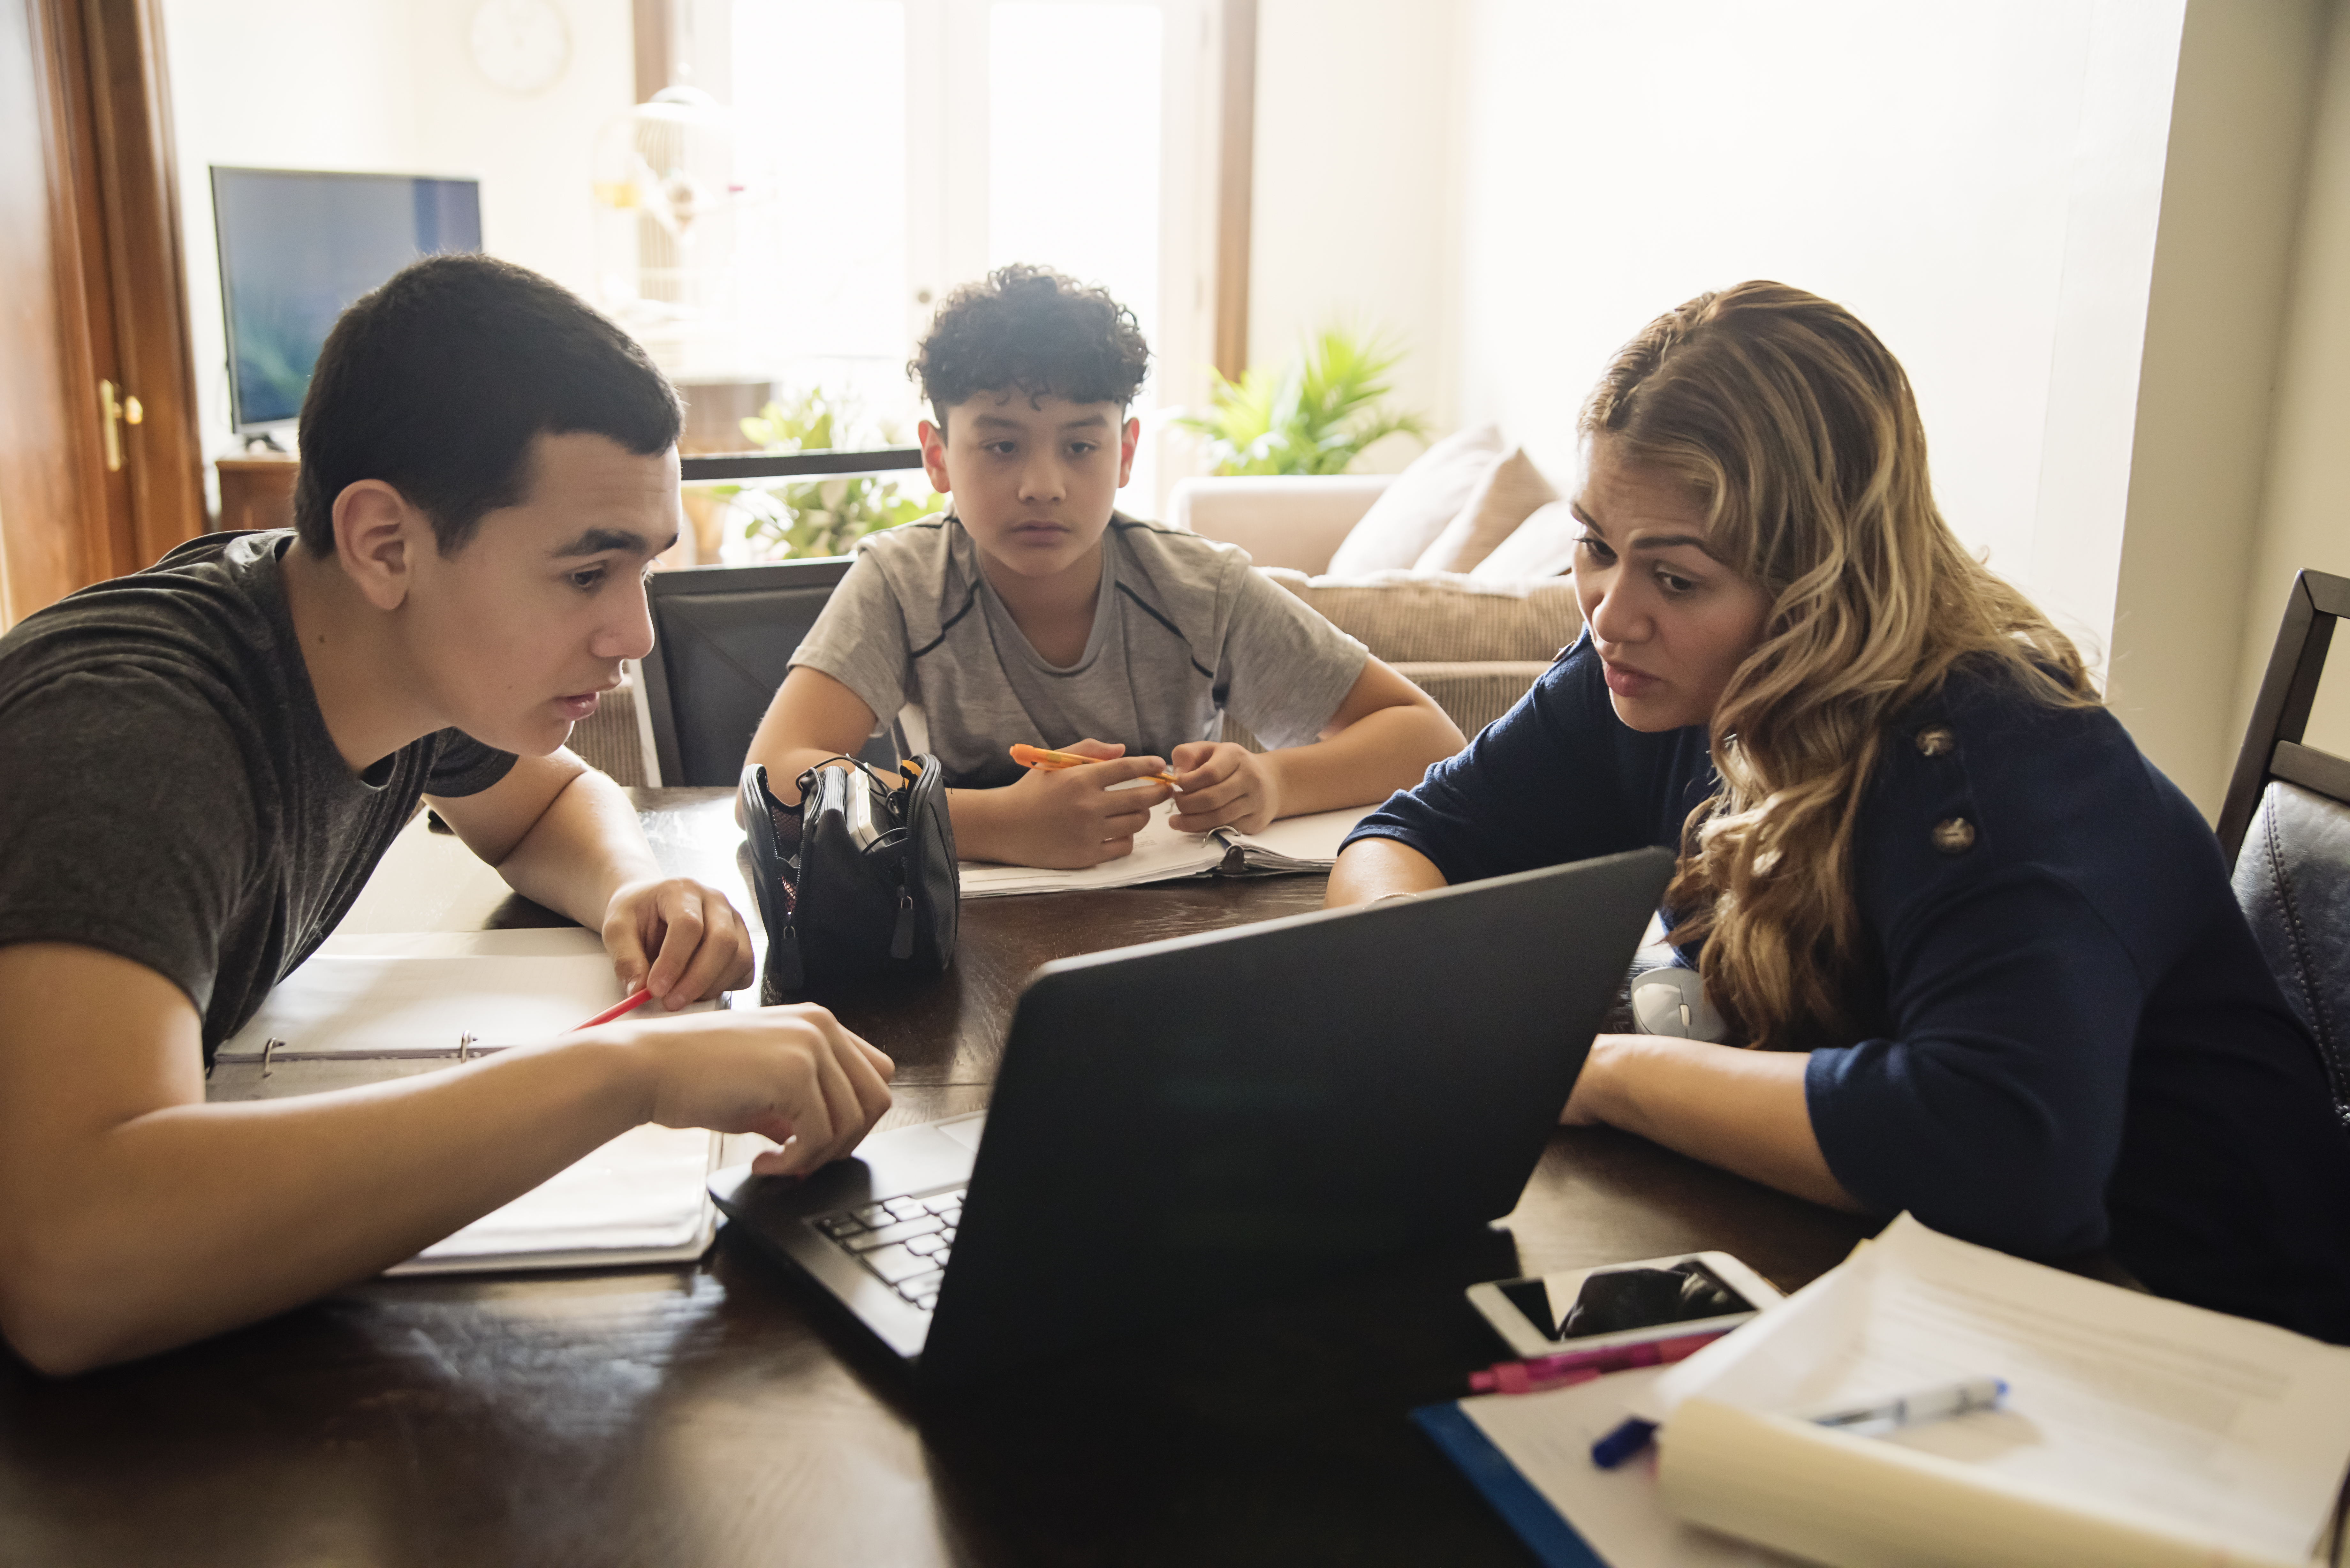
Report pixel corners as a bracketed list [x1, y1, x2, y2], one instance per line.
[1413, 1402, 1609, 1568]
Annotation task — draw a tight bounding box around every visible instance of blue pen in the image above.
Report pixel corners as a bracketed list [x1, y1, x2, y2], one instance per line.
[1590, 1375, 2008, 1470]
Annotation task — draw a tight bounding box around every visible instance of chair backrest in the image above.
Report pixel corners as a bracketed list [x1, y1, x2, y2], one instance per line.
[639, 557, 854, 787]
[2220, 569, 2350, 1123]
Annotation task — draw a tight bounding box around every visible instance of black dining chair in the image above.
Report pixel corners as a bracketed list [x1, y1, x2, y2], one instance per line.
[2218, 569, 2350, 1123]
[637, 557, 895, 787]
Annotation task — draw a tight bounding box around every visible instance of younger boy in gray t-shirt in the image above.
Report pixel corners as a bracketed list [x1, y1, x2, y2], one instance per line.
[746, 265, 1465, 871]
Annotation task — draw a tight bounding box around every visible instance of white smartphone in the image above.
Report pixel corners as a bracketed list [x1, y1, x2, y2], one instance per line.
[1465, 1251, 1784, 1360]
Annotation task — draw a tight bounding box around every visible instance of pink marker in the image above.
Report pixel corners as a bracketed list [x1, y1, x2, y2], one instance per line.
[1468, 1328, 1730, 1395]
[572, 987, 654, 1031]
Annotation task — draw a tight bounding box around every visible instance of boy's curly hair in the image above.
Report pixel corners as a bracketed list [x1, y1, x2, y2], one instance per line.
[910, 263, 1151, 425]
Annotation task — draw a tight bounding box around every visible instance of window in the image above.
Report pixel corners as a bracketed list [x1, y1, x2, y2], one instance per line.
[724, 0, 1215, 511]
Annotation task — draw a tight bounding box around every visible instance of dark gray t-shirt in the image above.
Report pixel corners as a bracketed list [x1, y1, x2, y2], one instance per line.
[0, 530, 516, 1062]
[789, 513, 1369, 788]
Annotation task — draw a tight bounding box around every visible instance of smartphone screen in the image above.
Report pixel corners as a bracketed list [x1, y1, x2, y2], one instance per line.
[1497, 1258, 1757, 1343]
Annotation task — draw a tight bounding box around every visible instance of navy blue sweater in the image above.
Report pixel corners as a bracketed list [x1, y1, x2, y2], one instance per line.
[1350, 633, 2350, 1339]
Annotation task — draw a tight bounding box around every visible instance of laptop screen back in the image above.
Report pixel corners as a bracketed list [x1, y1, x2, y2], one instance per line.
[919, 846, 1675, 1383]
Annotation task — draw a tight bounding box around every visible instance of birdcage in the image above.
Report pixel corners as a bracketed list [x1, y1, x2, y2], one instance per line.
[591, 85, 746, 380]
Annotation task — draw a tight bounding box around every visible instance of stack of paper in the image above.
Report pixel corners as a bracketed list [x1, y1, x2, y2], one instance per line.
[1429, 1215, 2350, 1568]
[957, 802, 1372, 897]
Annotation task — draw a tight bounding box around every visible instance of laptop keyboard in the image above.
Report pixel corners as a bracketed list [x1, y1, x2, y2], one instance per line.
[810, 1186, 965, 1311]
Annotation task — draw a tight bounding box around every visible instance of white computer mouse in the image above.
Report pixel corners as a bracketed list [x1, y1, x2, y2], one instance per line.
[1630, 966, 1729, 1042]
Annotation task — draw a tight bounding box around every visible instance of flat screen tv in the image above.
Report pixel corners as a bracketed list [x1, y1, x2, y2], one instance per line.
[210, 166, 482, 432]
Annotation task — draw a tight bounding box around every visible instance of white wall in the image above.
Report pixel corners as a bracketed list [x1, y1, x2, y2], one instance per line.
[2237, 0, 2350, 767]
[1446, 0, 2195, 667]
[159, 0, 634, 487]
[2107, 0, 2331, 813]
[1246, 0, 1464, 470]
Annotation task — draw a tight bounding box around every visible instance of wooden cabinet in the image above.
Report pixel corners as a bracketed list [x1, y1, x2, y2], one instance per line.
[214, 454, 298, 534]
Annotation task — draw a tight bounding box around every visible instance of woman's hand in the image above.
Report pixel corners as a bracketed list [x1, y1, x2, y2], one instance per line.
[616, 1003, 895, 1178]
[602, 877, 757, 1008]
[1167, 741, 1282, 834]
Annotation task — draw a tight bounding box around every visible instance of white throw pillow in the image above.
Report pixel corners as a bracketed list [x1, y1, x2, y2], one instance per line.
[1412, 447, 1559, 575]
[1470, 498, 1580, 581]
[1324, 424, 1506, 576]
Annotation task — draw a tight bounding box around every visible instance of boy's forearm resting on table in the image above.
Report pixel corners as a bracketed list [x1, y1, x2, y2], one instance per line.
[441, 758, 657, 925]
[0, 944, 890, 1375]
[1260, 697, 1465, 820]
[1567, 1034, 1863, 1212]
[436, 758, 751, 1006]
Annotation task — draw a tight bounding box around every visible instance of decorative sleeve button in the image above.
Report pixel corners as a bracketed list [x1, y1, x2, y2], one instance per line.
[1915, 726, 1957, 757]
[1931, 817, 1976, 854]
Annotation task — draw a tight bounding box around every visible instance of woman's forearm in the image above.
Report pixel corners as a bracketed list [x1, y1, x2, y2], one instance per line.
[1325, 838, 1450, 907]
[1570, 1034, 1864, 1212]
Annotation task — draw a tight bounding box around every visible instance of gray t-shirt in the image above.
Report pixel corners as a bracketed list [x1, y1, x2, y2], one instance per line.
[790, 514, 1369, 788]
[0, 530, 516, 1062]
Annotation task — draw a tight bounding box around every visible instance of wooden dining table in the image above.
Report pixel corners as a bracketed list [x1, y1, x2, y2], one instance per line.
[0, 788, 1877, 1567]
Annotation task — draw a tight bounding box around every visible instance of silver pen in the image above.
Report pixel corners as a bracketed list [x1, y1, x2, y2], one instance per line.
[1806, 1375, 2008, 1434]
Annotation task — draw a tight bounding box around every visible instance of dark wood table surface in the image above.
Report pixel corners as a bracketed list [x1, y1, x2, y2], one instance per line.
[0, 789, 1876, 1567]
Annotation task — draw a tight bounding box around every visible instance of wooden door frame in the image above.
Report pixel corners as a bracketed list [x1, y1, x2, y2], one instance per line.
[84, 0, 205, 569]
[0, 0, 203, 629]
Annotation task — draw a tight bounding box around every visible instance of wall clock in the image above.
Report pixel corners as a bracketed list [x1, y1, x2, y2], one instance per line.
[469, 0, 570, 94]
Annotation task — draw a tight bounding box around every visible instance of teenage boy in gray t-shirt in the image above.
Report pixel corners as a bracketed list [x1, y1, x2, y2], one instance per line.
[746, 265, 1465, 870]
[0, 257, 891, 1374]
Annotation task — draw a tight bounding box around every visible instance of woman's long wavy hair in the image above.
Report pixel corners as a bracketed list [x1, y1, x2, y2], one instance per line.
[1583, 283, 2098, 1051]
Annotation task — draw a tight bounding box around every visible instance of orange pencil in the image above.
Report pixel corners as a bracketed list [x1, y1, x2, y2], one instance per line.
[1010, 743, 1178, 786]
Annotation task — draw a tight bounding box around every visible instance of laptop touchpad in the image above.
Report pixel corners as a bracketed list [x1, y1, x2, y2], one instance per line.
[934, 1113, 986, 1154]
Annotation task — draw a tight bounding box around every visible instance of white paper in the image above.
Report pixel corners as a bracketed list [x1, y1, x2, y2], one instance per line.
[395, 1123, 716, 1267]
[1461, 1368, 1799, 1568]
[956, 802, 1371, 897]
[1217, 804, 1374, 870]
[1645, 1214, 2350, 1562]
[216, 936, 715, 1060]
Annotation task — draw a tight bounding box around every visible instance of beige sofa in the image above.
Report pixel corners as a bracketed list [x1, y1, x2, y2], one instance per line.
[1168, 475, 1581, 742]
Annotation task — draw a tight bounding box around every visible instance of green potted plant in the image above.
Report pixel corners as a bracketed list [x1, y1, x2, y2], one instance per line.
[1173, 325, 1428, 476]
[710, 386, 938, 561]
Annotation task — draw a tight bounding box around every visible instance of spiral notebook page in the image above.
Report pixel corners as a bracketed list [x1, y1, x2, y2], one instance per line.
[216, 932, 717, 1062]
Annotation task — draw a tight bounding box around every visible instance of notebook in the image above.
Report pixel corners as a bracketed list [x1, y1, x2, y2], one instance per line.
[214, 928, 724, 1275]
[955, 801, 1373, 897]
[1421, 1214, 2350, 1568]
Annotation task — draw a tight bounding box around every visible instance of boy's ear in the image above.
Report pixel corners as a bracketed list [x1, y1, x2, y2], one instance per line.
[332, 479, 425, 612]
[1117, 415, 1141, 490]
[917, 417, 954, 497]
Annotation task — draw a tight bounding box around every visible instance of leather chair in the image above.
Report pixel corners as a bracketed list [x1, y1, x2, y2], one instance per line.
[637, 557, 892, 787]
[2219, 569, 2350, 1124]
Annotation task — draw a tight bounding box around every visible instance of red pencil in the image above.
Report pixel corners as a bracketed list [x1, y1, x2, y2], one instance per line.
[573, 987, 653, 1031]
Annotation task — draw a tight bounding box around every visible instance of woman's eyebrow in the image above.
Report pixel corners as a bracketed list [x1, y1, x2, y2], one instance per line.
[1569, 504, 1709, 554]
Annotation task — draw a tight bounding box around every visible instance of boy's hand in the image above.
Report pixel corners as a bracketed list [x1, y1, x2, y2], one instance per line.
[619, 1003, 895, 1177]
[1168, 741, 1282, 834]
[984, 738, 1174, 868]
[602, 877, 758, 1009]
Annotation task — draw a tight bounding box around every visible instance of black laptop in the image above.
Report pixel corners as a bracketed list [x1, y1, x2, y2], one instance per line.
[709, 846, 1675, 1386]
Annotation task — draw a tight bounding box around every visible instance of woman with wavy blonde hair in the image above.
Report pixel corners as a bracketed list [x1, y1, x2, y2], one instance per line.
[1331, 283, 2350, 1338]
